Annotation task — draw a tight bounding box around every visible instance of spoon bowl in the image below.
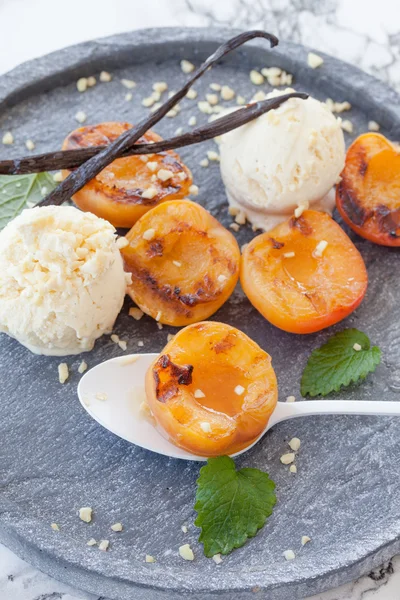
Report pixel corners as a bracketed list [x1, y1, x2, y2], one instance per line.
[78, 353, 400, 461]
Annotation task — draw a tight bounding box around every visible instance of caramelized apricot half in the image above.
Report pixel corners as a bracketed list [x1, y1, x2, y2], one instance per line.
[121, 200, 240, 326]
[241, 210, 368, 334]
[145, 321, 278, 457]
[62, 122, 193, 228]
[336, 133, 400, 246]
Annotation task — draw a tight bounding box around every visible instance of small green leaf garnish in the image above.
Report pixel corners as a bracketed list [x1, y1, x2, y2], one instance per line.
[301, 328, 381, 397]
[0, 173, 57, 229]
[194, 456, 276, 557]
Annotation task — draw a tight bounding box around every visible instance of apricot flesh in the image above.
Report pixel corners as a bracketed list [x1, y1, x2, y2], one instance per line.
[145, 321, 278, 457]
[336, 132, 400, 246]
[241, 210, 368, 334]
[62, 122, 193, 228]
[121, 200, 240, 326]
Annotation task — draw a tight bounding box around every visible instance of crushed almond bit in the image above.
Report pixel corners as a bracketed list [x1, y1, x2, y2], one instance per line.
[25, 139, 35, 151]
[210, 83, 221, 91]
[313, 240, 328, 258]
[280, 452, 295, 465]
[198, 100, 213, 114]
[142, 227, 155, 240]
[87, 76, 96, 87]
[236, 95, 246, 105]
[53, 171, 63, 182]
[151, 90, 161, 102]
[87, 538, 97, 546]
[157, 169, 174, 181]
[294, 205, 306, 218]
[76, 77, 88, 92]
[142, 188, 158, 200]
[283, 252, 295, 258]
[286, 395, 296, 402]
[167, 108, 179, 118]
[153, 81, 168, 93]
[2, 132, 14, 145]
[289, 465, 297, 474]
[179, 543, 194, 561]
[155, 311, 162, 322]
[51, 523, 60, 531]
[95, 392, 108, 401]
[146, 554, 156, 563]
[157, 322, 163, 330]
[173, 260, 182, 267]
[230, 223, 240, 232]
[368, 120, 380, 131]
[58, 363, 69, 384]
[283, 549, 296, 561]
[181, 525, 188, 533]
[200, 422, 211, 433]
[235, 211, 246, 225]
[78, 361, 88, 374]
[289, 437, 301, 452]
[301, 535, 311, 546]
[167, 334, 175, 342]
[186, 88, 197, 100]
[118, 340, 127, 351]
[250, 70, 264, 85]
[138, 341, 144, 347]
[99, 71, 112, 82]
[340, 119, 353, 133]
[194, 389, 206, 399]
[142, 96, 155, 108]
[146, 161, 158, 172]
[325, 98, 351, 113]
[188, 116, 197, 126]
[111, 522, 123, 532]
[353, 343, 362, 351]
[220, 85, 235, 101]
[217, 274, 227, 283]
[206, 93, 219, 105]
[79, 507, 93, 523]
[207, 150, 220, 162]
[213, 553, 223, 565]
[307, 52, 324, 69]
[177, 171, 187, 181]
[189, 184, 199, 196]
[234, 385, 245, 396]
[121, 79, 136, 89]
[111, 334, 120, 344]
[99, 540, 109, 552]
[200, 158, 209, 168]
[229, 206, 240, 217]
[125, 92, 133, 101]
[181, 59, 195, 74]
[116, 237, 129, 249]
[129, 307, 144, 321]
[175, 126, 184, 135]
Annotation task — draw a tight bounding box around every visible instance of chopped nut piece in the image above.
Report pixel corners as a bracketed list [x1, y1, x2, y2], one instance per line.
[53, 171, 63, 182]
[111, 522, 123, 532]
[121, 78, 136, 89]
[194, 389, 206, 399]
[286, 395, 296, 402]
[51, 523, 60, 531]
[221, 85, 235, 101]
[325, 99, 351, 113]
[200, 158, 209, 168]
[87, 76, 96, 87]
[200, 422, 211, 433]
[146, 554, 156, 563]
[129, 307, 144, 321]
[228, 206, 240, 217]
[236, 95, 246, 105]
[173, 260, 182, 267]
[353, 343, 362, 351]
[145, 161, 158, 172]
[157, 169, 174, 181]
[179, 543, 194, 561]
[25, 139, 35, 151]
[313, 240, 328, 258]
[167, 334, 175, 342]
[189, 184, 199, 196]
[235, 211, 246, 225]
[340, 119, 353, 134]
[206, 93, 219, 106]
[213, 553, 223, 565]
[155, 311, 162, 322]
[138, 341, 144, 347]
[198, 100, 213, 114]
[99, 71, 112, 82]
[157, 322, 163, 330]
[188, 116, 197, 126]
[294, 205, 305, 218]
[368, 120, 380, 131]
[111, 334, 120, 344]
[177, 171, 187, 181]
[153, 81, 168, 93]
[99, 540, 109, 551]
[125, 92, 133, 101]
[118, 340, 127, 351]
[142, 96, 155, 108]
[78, 361, 88, 374]
[289, 437, 301, 452]
[301, 535, 311, 546]
[76, 77, 88, 92]
[58, 363, 69, 384]
[181, 59, 195, 74]
[175, 126, 184, 136]
[283, 252, 295, 258]
[230, 223, 240, 232]
[280, 452, 295, 465]
[95, 392, 108, 401]
[207, 150, 220, 162]
[79, 507, 93, 523]
[142, 227, 156, 241]
[142, 188, 158, 200]
[250, 70, 264, 85]
[234, 385, 245, 396]
[116, 237, 129, 249]
[289, 464, 297, 474]
[87, 538, 97, 546]
[217, 274, 227, 283]
[210, 83, 222, 91]
[186, 88, 197, 100]
[283, 549, 296, 561]
[2, 132, 14, 145]
[307, 52, 324, 69]
[181, 525, 188, 533]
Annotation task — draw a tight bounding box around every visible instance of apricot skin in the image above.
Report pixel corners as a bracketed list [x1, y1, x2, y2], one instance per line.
[145, 322, 278, 457]
[122, 200, 240, 326]
[241, 210, 368, 334]
[336, 133, 400, 246]
[61, 122, 193, 228]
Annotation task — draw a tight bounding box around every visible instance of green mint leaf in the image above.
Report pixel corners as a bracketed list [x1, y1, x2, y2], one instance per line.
[194, 456, 276, 557]
[301, 328, 381, 397]
[0, 173, 57, 230]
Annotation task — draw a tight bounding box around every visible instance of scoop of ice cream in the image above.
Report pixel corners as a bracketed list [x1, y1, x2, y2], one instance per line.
[219, 90, 345, 230]
[0, 206, 127, 355]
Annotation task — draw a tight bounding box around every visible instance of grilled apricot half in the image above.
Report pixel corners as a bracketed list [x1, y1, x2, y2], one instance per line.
[122, 200, 240, 326]
[241, 210, 368, 334]
[336, 133, 400, 246]
[145, 321, 278, 457]
[62, 122, 193, 228]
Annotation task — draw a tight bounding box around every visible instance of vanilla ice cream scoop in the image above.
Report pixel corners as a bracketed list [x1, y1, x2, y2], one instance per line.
[219, 90, 345, 230]
[0, 206, 127, 355]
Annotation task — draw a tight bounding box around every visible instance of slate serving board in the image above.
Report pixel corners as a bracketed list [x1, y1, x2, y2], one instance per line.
[0, 27, 399, 600]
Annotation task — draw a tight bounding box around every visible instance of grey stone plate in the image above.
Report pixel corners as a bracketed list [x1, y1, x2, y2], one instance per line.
[0, 27, 400, 600]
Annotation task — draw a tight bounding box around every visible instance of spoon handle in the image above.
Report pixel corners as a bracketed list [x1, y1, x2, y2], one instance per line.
[270, 399, 400, 427]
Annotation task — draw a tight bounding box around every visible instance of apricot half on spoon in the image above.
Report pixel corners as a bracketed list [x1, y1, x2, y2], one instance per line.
[241, 210, 368, 334]
[336, 132, 400, 246]
[121, 200, 240, 326]
[62, 121, 193, 228]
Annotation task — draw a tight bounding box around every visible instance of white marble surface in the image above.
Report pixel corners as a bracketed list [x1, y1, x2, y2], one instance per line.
[0, 0, 399, 599]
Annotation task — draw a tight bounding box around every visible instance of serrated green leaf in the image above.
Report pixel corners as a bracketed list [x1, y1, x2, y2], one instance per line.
[0, 173, 57, 229]
[194, 456, 276, 557]
[301, 328, 381, 397]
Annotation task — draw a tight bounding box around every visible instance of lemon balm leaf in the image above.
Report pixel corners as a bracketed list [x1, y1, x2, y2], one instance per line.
[301, 328, 381, 397]
[0, 173, 56, 229]
[194, 456, 276, 557]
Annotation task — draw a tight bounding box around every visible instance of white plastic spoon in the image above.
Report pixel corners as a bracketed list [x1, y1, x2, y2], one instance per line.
[78, 353, 400, 461]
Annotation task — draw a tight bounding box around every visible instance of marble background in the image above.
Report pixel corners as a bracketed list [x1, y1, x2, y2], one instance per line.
[0, 0, 399, 599]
